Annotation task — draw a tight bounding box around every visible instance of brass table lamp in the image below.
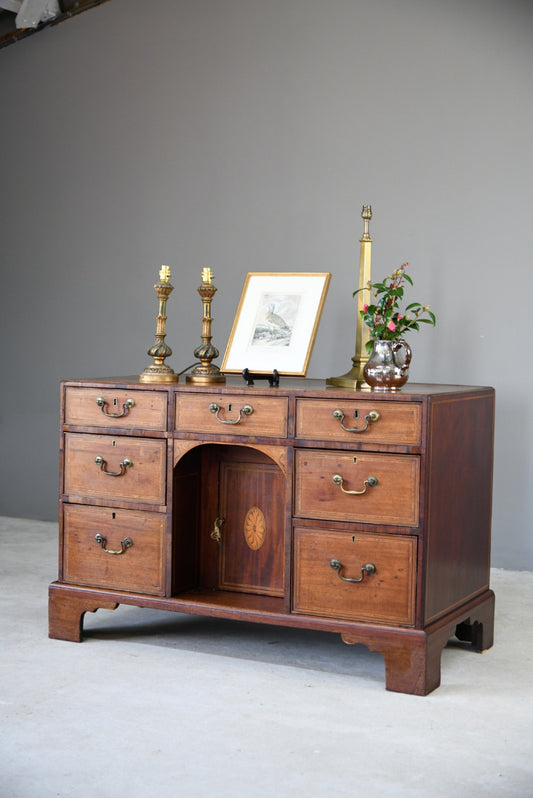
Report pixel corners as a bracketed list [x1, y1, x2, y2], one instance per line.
[327, 205, 373, 389]
[186, 268, 225, 384]
[139, 265, 179, 383]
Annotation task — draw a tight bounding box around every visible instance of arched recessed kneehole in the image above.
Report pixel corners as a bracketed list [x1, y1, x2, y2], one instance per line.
[173, 443, 287, 602]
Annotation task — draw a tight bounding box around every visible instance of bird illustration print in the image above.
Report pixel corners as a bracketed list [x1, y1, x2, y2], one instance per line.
[264, 304, 291, 334]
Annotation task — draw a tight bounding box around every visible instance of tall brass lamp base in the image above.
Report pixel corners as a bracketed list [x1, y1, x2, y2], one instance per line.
[186, 268, 225, 385]
[327, 205, 373, 391]
[139, 265, 179, 384]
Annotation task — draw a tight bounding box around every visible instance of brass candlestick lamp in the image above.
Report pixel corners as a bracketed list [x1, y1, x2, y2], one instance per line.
[186, 268, 225, 384]
[139, 265, 179, 383]
[327, 205, 373, 389]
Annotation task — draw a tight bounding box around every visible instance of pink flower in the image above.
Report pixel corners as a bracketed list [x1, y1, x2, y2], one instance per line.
[388, 321, 396, 332]
[363, 303, 369, 312]
[397, 314, 402, 320]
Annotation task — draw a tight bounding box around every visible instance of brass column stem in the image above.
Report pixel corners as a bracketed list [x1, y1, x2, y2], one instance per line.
[327, 205, 373, 389]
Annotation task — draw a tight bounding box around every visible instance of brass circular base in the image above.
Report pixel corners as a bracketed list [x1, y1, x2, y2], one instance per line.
[185, 373, 226, 385]
[138, 369, 179, 384]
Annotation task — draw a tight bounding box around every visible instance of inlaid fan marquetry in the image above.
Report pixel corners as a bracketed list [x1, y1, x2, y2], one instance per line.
[244, 506, 266, 550]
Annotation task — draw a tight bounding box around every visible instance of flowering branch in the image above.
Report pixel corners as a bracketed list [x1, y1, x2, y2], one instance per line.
[354, 262, 436, 354]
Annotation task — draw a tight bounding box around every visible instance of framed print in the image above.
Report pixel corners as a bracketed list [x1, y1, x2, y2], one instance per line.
[221, 272, 331, 376]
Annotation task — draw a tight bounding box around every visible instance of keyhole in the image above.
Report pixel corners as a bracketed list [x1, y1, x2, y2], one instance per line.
[353, 409, 359, 419]
[228, 404, 232, 412]
[112, 440, 116, 447]
[113, 398, 118, 406]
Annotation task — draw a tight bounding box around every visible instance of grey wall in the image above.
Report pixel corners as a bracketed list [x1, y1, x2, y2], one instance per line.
[1, 0, 532, 569]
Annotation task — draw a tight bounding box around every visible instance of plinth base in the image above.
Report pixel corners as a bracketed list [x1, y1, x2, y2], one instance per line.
[139, 366, 179, 383]
[48, 582, 495, 695]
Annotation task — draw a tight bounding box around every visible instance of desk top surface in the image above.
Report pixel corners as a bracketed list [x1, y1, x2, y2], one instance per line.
[61, 376, 494, 401]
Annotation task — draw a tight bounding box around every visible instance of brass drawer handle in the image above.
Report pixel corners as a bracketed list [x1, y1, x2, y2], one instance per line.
[332, 408, 380, 433]
[332, 473, 378, 495]
[209, 402, 254, 424]
[330, 559, 376, 583]
[96, 396, 135, 418]
[94, 455, 133, 476]
[94, 533, 133, 555]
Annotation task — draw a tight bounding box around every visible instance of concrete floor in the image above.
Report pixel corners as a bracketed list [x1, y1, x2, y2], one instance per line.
[1, 516, 532, 798]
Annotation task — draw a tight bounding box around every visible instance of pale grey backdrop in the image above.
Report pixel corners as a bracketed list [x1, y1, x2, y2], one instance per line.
[1, 0, 531, 569]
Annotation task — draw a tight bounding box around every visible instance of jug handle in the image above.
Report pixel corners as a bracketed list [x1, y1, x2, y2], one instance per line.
[393, 340, 412, 374]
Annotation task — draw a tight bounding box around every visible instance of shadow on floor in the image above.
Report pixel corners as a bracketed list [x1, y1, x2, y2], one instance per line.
[83, 605, 387, 680]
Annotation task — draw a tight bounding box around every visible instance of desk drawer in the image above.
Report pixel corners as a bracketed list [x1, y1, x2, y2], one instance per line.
[63, 505, 166, 595]
[64, 433, 166, 506]
[293, 527, 416, 625]
[175, 393, 288, 437]
[294, 449, 419, 527]
[64, 387, 167, 431]
[296, 398, 421, 445]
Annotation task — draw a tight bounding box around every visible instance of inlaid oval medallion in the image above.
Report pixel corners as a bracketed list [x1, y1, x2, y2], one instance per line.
[244, 506, 266, 550]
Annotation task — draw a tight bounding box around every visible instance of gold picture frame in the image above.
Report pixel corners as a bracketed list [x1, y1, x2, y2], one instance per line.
[221, 272, 331, 376]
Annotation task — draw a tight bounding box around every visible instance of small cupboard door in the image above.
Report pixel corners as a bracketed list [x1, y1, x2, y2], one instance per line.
[203, 447, 286, 597]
